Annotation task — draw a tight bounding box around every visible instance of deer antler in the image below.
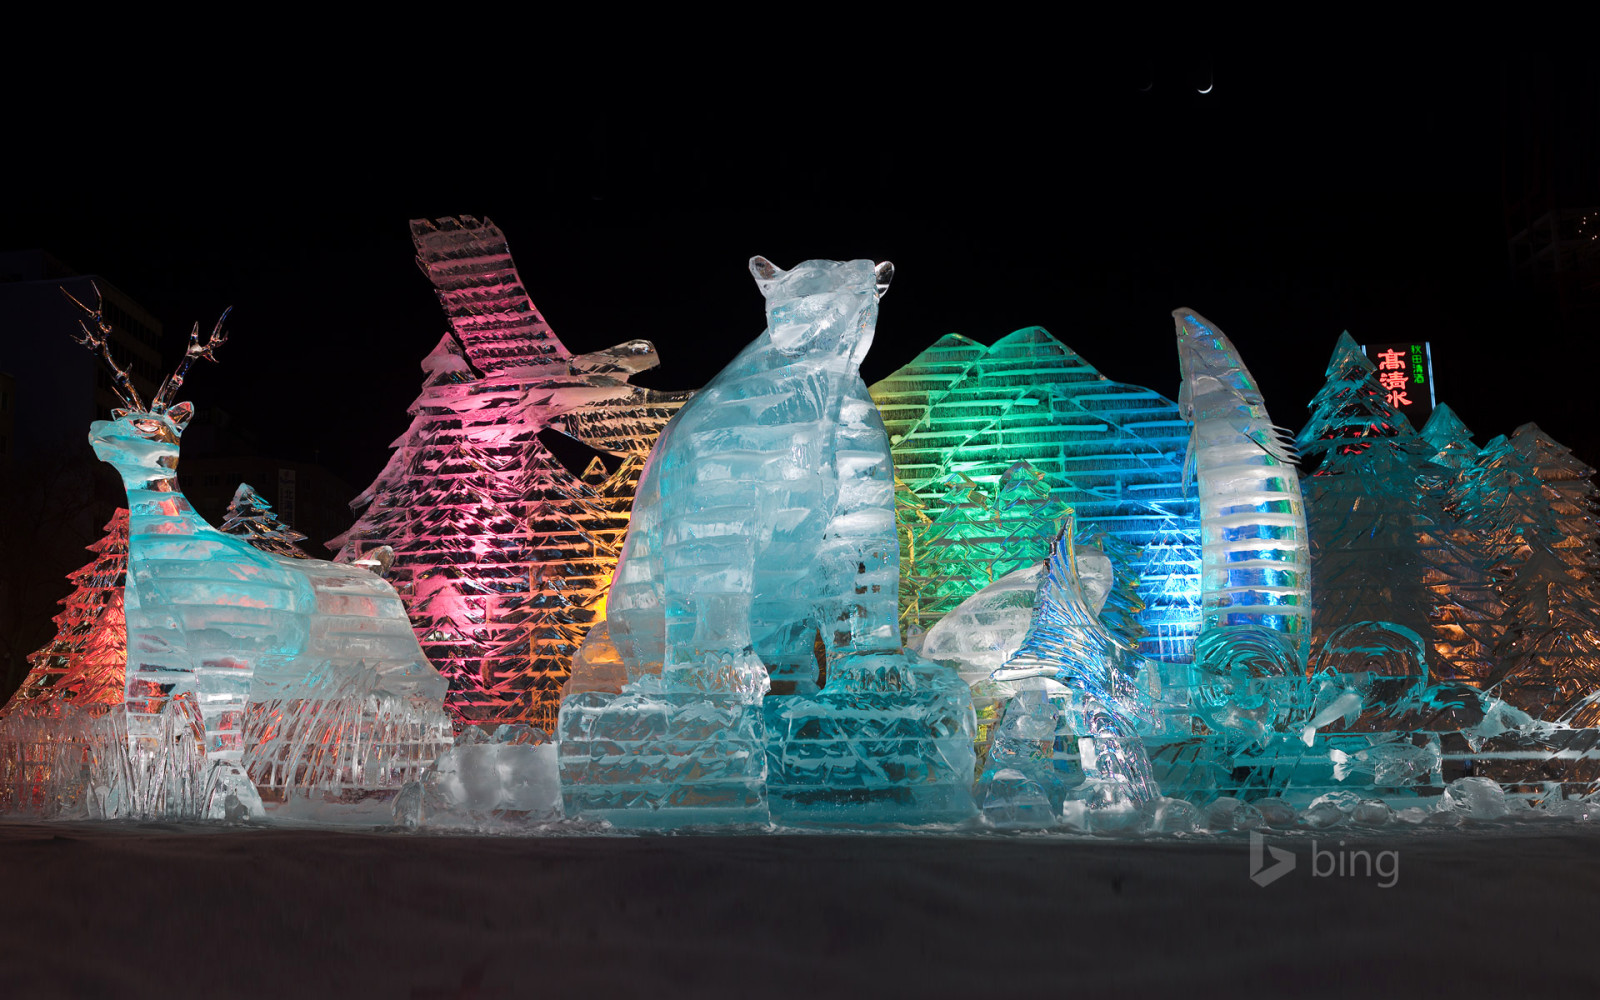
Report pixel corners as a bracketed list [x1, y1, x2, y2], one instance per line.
[152, 306, 232, 412]
[61, 282, 147, 412]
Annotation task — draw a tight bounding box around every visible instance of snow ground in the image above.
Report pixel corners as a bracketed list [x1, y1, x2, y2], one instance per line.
[1, 821, 1596, 997]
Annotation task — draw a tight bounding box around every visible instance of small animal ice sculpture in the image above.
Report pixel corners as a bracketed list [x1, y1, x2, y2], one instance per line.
[68, 288, 446, 792]
[987, 526, 1160, 812]
[1174, 309, 1312, 659]
[601, 256, 900, 694]
[923, 546, 1113, 686]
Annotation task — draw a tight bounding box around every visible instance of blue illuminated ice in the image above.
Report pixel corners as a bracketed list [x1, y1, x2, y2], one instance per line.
[979, 527, 1160, 825]
[1173, 309, 1312, 659]
[560, 257, 975, 825]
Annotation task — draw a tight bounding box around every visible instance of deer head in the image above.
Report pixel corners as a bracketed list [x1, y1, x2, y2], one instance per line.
[65, 283, 229, 489]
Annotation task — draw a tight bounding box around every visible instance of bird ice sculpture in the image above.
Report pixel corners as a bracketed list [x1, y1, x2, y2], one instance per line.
[561, 258, 975, 824]
[69, 288, 447, 812]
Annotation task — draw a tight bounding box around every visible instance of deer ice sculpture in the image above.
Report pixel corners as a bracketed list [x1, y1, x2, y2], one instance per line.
[69, 288, 446, 769]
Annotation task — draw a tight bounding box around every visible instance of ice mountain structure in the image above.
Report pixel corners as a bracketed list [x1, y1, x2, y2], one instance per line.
[868, 327, 1202, 664]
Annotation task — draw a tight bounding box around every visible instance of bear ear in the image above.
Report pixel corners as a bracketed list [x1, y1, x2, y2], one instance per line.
[874, 261, 894, 299]
[165, 401, 195, 431]
[749, 255, 784, 296]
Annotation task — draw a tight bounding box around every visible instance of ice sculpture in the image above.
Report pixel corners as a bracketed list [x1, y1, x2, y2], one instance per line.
[1296, 332, 1419, 467]
[64, 287, 449, 817]
[1420, 403, 1480, 471]
[333, 216, 691, 732]
[394, 724, 561, 830]
[982, 527, 1161, 821]
[1173, 309, 1311, 657]
[222, 483, 311, 558]
[1190, 623, 1306, 748]
[920, 534, 1118, 770]
[561, 257, 976, 825]
[923, 542, 1112, 684]
[8, 508, 130, 709]
[1446, 424, 1600, 720]
[1296, 334, 1490, 676]
[870, 327, 1201, 663]
[0, 510, 128, 815]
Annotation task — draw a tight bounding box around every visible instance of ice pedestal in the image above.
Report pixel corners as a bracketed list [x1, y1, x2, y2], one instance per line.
[0, 701, 96, 818]
[396, 724, 561, 830]
[763, 651, 977, 825]
[558, 682, 770, 827]
[974, 681, 1078, 827]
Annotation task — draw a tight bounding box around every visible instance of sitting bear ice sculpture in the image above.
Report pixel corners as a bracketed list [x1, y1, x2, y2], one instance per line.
[600, 256, 900, 697]
[561, 258, 976, 825]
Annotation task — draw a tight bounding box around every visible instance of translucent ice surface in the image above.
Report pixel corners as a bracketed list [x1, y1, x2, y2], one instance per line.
[1173, 309, 1311, 658]
[922, 545, 1111, 685]
[561, 257, 975, 826]
[21, 288, 454, 820]
[334, 216, 692, 731]
[990, 527, 1159, 808]
[871, 328, 1202, 664]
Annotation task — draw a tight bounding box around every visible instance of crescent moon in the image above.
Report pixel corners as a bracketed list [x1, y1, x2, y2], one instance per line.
[1198, 74, 1213, 94]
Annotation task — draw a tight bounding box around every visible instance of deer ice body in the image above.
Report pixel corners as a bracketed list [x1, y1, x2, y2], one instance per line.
[68, 293, 445, 768]
[601, 256, 900, 695]
[91, 407, 445, 763]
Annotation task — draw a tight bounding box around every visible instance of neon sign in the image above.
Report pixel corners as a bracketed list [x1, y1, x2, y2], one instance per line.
[1363, 341, 1435, 424]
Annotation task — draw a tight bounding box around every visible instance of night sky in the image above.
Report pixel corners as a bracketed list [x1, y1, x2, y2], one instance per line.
[4, 44, 1592, 488]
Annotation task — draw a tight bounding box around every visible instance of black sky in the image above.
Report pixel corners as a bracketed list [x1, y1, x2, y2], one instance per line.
[4, 41, 1591, 487]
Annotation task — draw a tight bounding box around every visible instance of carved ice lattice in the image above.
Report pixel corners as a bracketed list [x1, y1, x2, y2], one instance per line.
[869, 327, 1201, 663]
[333, 217, 690, 731]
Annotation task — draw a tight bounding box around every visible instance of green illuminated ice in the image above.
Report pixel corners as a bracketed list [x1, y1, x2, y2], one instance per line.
[869, 327, 1201, 664]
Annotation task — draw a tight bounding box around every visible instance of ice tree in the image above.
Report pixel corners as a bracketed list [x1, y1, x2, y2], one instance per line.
[901, 463, 1074, 631]
[891, 478, 933, 642]
[1295, 333, 1489, 673]
[1511, 424, 1600, 576]
[221, 483, 310, 559]
[1421, 403, 1480, 471]
[7, 508, 129, 710]
[903, 473, 1003, 630]
[1295, 331, 1416, 470]
[1482, 425, 1600, 718]
[332, 216, 689, 732]
[869, 326, 1200, 662]
[1442, 426, 1600, 716]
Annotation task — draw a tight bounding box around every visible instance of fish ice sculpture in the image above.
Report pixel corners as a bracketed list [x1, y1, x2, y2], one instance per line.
[1174, 308, 1312, 660]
